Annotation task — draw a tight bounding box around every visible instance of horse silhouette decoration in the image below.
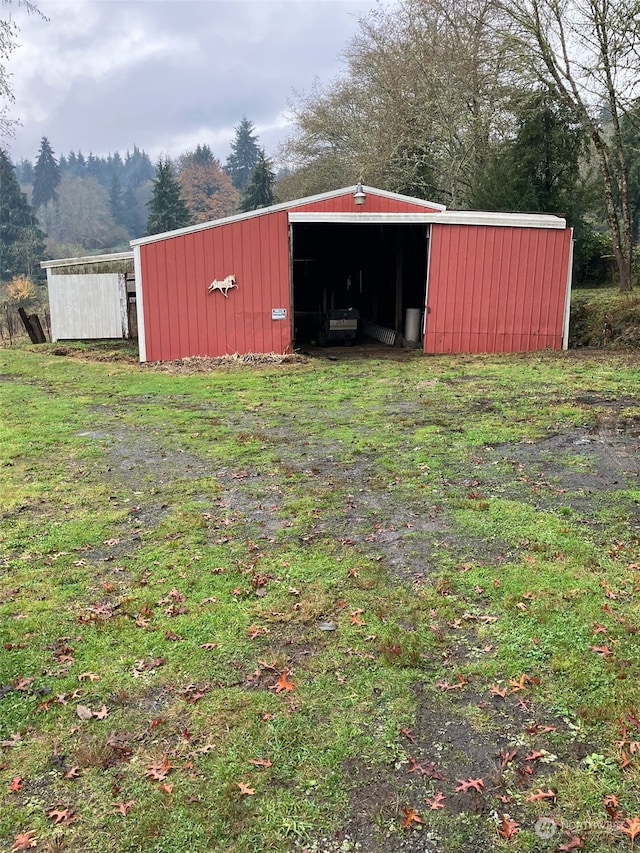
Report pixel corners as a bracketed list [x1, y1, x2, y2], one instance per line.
[208, 274, 237, 297]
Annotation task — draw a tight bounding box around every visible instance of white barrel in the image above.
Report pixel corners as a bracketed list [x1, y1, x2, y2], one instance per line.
[405, 308, 421, 342]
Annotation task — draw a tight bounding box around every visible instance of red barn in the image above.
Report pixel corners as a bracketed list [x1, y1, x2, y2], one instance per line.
[131, 186, 572, 362]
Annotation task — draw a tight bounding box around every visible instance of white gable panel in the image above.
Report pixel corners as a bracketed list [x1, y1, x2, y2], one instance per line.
[48, 273, 127, 341]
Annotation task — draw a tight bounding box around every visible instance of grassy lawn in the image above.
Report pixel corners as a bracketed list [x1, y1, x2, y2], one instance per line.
[1, 342, 639, 853]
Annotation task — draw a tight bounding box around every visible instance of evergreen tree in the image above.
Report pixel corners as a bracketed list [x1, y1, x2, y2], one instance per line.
[32, 136, 60, 209]
[239, 149, 275, 212]
[0, 148, 45, 282]
[16, 158, 34, 185]
[225, 117, 260, 191]
[109, 172, 127, 228]
[146, 157, 192, 235]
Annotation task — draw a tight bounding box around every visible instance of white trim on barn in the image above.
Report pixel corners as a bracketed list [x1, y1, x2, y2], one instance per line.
[133, 245, 146, 362]
[41, 251, 134, 272]
[130, 185, 447, 248]
[562, 230, 575, 351]
[288, 211, 567, 229]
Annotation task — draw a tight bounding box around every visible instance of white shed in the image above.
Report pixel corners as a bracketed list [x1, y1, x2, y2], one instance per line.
[41, 252, 136, 342]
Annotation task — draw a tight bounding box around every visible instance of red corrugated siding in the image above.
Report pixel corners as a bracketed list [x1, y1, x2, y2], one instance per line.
[424, 225, 571, 354]
[288, 193, 442, 214]
[141, 211, 291, 361]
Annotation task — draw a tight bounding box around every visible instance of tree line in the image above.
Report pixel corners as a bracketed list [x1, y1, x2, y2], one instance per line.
[0, 117, 276, 289]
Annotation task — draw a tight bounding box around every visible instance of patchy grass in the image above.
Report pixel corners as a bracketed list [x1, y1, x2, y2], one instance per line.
[1, 343, 640, 853]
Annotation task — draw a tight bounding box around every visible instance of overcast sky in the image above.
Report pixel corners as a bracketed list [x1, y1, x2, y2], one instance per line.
[6, 0, 379, 166]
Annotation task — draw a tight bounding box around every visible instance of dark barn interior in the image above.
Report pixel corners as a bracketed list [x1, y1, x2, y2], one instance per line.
[291, 222, 429, 346]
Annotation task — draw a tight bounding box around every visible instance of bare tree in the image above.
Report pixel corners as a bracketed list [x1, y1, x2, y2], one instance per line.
[1, 1, 45, 137]
[281, 0, 512, 206]
[502, 0, 639, 290]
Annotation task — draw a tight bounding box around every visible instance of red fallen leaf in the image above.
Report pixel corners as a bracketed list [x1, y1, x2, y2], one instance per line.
[498, 749, 517, 768]
[524, 751, 544, 761]
[115, 800, 135, 816]
[92, 705, 109, 720]
[145, 756, 173, 781]
[498, 794, 512, 804]
[274, 670, 295, 694]
[498, 814, 520, 840]
[455, 778, 484, 794]
[248, 757, 272, 768]
[237, 782, 255, 795]
[619, 817, 640, 841]
[261, 712, 275, 721]
[159, 783, 173, 794]
[400, 727, 416, 743]
[490, 685, 508, 698]
[64, 766, 81, 780]
[8, 777, 23, 792]
[401, 806, 423, 829]
[526, 724, 556, 735]
[407, 758, 446, 780]
[247, 625, 268, 639]
[14, 677, 35, 691]
[604, 794, 620, 820]
[349, 609, 365, 626]
[527, 788, 555, 802]
[590, 645, 613, 657]
[620, 750, 632, 769]
[592, 623, 608, 634]
[11, 831, 37, 851]
[558, 833, 584, 851]
[48, 807, 78, 825]
[200, 643, 218, 650]
[165, 631, 183, 641]
[425, 792, 446, 810]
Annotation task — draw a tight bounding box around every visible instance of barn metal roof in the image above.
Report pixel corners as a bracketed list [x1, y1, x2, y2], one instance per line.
[129, 185, 447, 247]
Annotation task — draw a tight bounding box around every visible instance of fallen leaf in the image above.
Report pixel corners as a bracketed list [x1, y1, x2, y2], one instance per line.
[558, 833, 584, 851]
[524, 751, 544, 761]
[590, 645, 613, 658]
[490, 685, 508, 698]
[76, 705, 93, 721]
[92, 705, 109, 720]
[619, 817, 640, 841]
[14, 677, 35, 691]
[78, 672, 100, 682]
[8, 777, 23, 792]
[145, 756, 173, 781]
[248, 757, 272, 768]
[400, 727, 416, 743]
[200, 643, 218, 650]
[11, 831, 37, 851]
[64, 766, 81, 780]
[237, 782, 255, 795]
[498, 814, 520, 840]
[274, 670, 295, 694]
[455, 778, 484, 794]
[527, 788, 555, 802]
[159, 783, 174, 794]
[48, 807, 78, 825]
[604, 794, 620, 821]
[425, 792, 446, 810]
[437, 674, 468, 691]
[115, 801, 135, 816]
[401, 806, 423, 829]
[349, 609, 365, 626]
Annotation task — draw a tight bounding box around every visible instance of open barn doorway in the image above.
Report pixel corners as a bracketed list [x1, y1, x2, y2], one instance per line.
[290, 222, 429, 347]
